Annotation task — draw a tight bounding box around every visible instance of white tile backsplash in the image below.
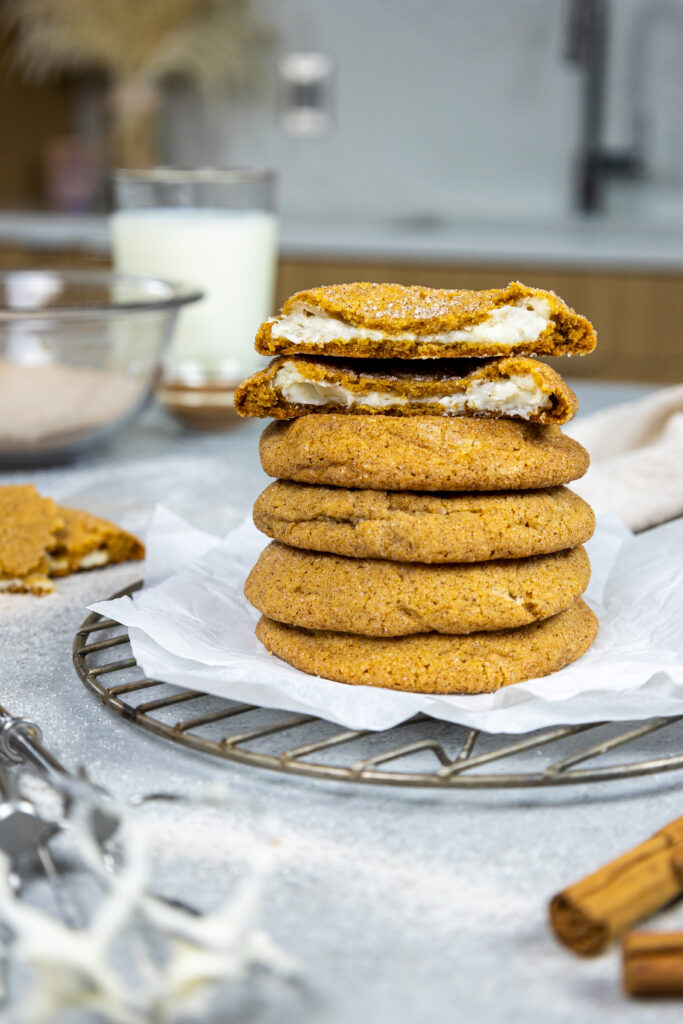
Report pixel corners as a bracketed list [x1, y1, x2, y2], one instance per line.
[161, 0, 683, 225]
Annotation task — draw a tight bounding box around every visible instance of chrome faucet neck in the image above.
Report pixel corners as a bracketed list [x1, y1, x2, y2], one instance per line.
[565, 0, 645, 213]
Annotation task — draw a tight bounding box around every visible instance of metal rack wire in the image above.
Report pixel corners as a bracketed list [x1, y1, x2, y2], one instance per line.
[73, 584, 683, 789]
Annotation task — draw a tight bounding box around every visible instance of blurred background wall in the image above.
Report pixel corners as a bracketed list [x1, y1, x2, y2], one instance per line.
[167, 0, 580, 223]
[169, 0, 683, 224]
[3, 0, 683, 223]
[0, 0, 682, 384]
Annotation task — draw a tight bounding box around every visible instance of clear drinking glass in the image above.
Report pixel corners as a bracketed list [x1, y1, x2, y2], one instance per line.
[110, 168, 277, 387]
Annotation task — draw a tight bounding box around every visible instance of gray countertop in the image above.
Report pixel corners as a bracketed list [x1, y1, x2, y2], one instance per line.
[3, 379, 682, 1024]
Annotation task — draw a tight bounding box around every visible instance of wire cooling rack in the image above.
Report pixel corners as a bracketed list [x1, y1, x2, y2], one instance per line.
[72, 583, 683, 789]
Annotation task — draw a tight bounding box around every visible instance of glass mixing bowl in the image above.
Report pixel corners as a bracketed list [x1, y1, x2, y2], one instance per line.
[0, 269, 202, 465]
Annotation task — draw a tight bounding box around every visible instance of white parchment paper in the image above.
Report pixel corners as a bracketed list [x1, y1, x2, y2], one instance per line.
[91, 508, 683, 734]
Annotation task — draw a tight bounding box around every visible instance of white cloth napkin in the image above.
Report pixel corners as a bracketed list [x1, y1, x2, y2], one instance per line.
[566, 384, 683, 532]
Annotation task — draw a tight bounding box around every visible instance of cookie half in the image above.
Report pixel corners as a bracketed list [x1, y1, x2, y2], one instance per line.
[255, 599, 599, 694]
[235, 354, 578, 424]
[245, 542, 590, 636]
[260, 415, 590, 491]
[256, 281, 596, 360]
[47, 507, 145, 577]
[253, 482, 595, 563]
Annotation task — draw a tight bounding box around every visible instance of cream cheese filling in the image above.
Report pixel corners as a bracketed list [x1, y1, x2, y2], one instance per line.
[0, 575, 54, 592]
[45, 556, 68, 573]
[47, 550, 110, 572]
[0, 577, 25, 591]
[273, 363, 552, 417]
[78, 549, 110, 569]
[270, 297, 553, 347]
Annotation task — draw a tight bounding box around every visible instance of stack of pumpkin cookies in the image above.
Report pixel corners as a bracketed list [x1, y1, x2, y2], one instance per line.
[234, 281, 598, 695]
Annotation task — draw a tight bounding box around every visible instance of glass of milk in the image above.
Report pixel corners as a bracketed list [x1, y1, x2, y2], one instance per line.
[110, 168, 277, 385]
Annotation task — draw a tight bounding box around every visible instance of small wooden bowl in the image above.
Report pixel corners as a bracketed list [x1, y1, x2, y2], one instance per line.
[158, 380, 241, 431]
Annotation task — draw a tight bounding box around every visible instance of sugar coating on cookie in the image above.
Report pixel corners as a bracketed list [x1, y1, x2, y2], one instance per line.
[253, 482, 595, 563]
[255, 598, 599, 694]
[235, 354, 579, 424]
[260, 414, 590, 492]
[245, 541, 591, 636]
[0, 484, 63, 595]
[255, 281, 596, 360]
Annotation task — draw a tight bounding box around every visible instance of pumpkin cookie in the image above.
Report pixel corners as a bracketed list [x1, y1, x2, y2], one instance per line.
[47, 507, 145, 576]
[255, 598, 599, 694]
[260, 415, 589, 491]
[0, 484, 62, 595]
[253, 482, 595, 563]
[245, 542, 590, 636]
[255, 281, 596, 360]
[235, 354, 578, 424]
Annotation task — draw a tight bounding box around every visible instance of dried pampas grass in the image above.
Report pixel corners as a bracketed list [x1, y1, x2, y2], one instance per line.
[5, 0, 274, 166]
[6, 0, 272, 92]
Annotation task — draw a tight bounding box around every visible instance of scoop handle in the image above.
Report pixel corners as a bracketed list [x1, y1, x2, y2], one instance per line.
[0, 703, 67, 776]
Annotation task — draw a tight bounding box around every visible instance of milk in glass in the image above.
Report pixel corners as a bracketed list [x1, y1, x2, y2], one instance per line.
[111, 207, 277, 381]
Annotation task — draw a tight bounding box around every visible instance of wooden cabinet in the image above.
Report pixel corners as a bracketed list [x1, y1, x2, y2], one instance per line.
[0, 245, 108, 271]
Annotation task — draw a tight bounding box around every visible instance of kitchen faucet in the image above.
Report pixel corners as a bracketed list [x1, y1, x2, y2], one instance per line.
[565, 0, 645, 213]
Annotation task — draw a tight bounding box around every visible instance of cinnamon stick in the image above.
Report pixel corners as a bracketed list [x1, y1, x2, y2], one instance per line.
[623, 932, 683, 996]
[550, 816, 683, 955]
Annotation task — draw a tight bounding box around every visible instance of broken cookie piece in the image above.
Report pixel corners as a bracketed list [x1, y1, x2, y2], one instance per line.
[0, 484, 62, 595]
[235, 354, 578, 424]
[47, 507, 145, 577]
[0, 485, 145, 595]
[255, 281, 596, 360]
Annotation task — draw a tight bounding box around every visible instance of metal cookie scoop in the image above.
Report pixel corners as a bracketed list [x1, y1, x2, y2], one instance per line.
[0, 766, 56, 863]
[0, 703, 69, 777]
[0, 702, 119, 847]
